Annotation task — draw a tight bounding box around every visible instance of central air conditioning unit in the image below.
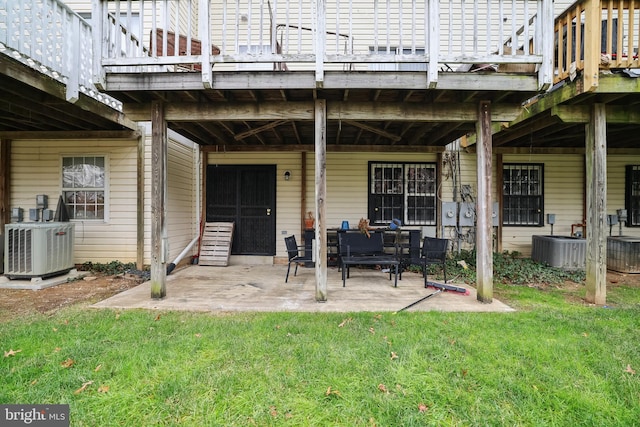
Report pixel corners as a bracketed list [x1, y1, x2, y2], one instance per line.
[4, 222, 75, 279]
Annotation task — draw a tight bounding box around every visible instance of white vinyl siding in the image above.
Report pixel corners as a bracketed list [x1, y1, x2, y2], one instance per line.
[166, 135, 199, 262]
[207, 150, 437, 259]
[10, 139, 138, 264]
[140, 125, 199, 266]
[316, 152, 438, 232]
[609, 155, 640, 233]
[500, 154, 583, 256]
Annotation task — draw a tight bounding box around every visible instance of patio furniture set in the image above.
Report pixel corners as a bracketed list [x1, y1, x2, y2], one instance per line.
[284, 230, 449, 288]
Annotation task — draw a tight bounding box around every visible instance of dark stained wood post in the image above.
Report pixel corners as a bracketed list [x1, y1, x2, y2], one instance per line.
[585, 103, 607, 304]
[0, 139, 10, 228]
[476, 101, 493, 303]
[315, 99, 327, 301]
[151, 101, 168, 299]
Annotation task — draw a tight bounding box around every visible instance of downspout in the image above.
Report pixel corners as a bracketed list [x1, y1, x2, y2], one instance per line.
[166, 236, 199, 274]
[167, 143, 202, 275]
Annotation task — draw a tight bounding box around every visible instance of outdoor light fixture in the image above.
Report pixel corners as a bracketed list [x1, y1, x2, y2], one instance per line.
[284, 170, 291, 181]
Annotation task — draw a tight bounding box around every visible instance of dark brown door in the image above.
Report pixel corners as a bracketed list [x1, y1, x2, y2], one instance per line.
[206, 165, 276, 255]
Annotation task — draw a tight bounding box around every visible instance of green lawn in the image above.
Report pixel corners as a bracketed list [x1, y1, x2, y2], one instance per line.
[1, 282, 639, 426]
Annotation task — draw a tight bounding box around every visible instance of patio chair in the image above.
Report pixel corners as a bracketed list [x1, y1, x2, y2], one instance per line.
[420, 237, 449, 288]
[284, 235, 313, 283]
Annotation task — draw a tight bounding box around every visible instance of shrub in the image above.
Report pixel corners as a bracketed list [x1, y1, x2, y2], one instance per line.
[407, 250, 585, 286]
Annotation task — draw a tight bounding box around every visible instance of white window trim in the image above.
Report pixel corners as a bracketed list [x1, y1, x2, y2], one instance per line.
[60, 154, 110, 223]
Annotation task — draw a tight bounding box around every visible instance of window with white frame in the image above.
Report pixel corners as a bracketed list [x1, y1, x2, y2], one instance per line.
[502, 163, 544, 226]
[625, 165, 640, 226]
[368, 162, 436, 226]
[62, 156, 106, 220]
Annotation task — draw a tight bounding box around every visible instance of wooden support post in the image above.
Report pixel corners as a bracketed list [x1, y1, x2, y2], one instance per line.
[476, 101, 493, 303]
[0, 139, 11, 228]
[151, 101, 168, 299]
[315, 99, 327, 302]
[585, 103, 607, 304]
[136, 127, 145, 270]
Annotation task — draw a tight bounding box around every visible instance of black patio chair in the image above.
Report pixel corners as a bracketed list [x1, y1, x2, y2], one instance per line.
[420, 237, 449, 288]
[284, 235, 313, 283]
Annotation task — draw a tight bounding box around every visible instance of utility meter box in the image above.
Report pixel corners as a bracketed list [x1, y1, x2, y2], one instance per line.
[459, 202, 475, 226]
[492, 202, 500, 227]
[442, 202, 458, 226]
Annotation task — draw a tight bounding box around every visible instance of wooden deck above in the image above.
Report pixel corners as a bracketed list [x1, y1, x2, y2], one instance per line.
[2, 0, 640, 150]
[108, 70, 538, 149]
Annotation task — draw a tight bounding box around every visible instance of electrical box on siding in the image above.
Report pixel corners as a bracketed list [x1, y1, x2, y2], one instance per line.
[442, 202, 458, 226]
[459, 202, 475, 226]
[492, 202, 500, 227]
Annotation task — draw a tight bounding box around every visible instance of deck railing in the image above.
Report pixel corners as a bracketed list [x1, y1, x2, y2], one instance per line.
[3, 0, 632, 105]
[0, 0, 121, 109]
[92, 0, 554, 89]
[554, 0, 640, 88]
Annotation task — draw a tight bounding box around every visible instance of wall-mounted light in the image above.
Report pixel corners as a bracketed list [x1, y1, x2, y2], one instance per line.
[284, 170, 291, 181]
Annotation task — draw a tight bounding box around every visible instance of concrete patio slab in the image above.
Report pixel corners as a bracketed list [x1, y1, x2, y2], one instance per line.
[92, 264, 515, 313]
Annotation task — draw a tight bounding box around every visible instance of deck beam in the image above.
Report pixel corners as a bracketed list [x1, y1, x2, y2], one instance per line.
[123, 101, 522, 123]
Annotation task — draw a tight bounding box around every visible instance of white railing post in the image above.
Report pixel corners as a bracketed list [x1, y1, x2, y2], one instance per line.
[315, 0, 325, 87]
[92, 0, 107, 90]
[200, 0, 212, 88]
[66, 13, 80, 103]
[539, 0, 554, 90]
[427, 0, 439, 88]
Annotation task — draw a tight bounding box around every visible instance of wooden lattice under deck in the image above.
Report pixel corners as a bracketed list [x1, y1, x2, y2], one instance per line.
[199, 222, 234, 267]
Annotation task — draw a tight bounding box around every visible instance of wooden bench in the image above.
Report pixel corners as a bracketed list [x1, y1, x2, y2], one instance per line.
[337, 231, 400, 287]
